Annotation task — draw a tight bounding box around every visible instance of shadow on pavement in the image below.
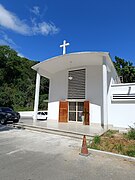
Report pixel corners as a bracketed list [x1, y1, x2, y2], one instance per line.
[0, 124, 17, 132]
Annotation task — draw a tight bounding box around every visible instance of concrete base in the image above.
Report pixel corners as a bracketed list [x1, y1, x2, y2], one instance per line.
[18, 118, 107, 138]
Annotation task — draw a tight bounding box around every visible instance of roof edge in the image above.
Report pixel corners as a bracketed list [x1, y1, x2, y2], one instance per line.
[31, 51, 110, 70]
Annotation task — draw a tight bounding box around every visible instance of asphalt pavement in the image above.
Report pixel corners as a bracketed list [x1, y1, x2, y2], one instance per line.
[0, 125, 135, 180]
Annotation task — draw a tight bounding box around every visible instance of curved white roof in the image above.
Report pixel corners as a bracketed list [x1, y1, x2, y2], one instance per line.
[32, 52, 117, 79]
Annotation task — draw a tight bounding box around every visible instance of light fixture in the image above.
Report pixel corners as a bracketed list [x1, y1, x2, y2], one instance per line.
[68, 76, 73, 80]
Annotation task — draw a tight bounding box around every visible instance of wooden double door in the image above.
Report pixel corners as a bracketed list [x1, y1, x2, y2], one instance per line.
[59, 101, 90, 125]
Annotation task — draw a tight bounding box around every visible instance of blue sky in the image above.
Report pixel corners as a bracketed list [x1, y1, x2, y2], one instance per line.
[0, 0, 135, 64]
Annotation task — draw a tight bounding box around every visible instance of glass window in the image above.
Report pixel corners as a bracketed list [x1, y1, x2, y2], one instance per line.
[69, 112, 76, 121]
[1, 107, 13, 112]
[69, 102, 76, 111]
[78, 102, 84, 111]
[77, 112, 83, 122]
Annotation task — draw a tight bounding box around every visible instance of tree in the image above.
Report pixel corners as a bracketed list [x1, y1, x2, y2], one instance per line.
[113, 56, 135, 83]
[0, 45, 49, 111]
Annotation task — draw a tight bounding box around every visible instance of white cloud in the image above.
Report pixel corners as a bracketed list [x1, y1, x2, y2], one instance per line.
[0, 4, 59, 36]
[30, 6, 40, 16]
[0, 4, 30, 35]
[32, 21, 59, 35]
[17, 52, 24, 57]
[0, 31, 17, 47]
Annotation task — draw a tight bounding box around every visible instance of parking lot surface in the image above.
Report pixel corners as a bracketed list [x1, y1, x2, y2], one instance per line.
[0, 125, 135, 180]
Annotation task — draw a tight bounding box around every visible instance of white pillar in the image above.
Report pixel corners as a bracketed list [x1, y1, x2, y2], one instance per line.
[33, 72, 40, 122]
[102, 62, 108, 129]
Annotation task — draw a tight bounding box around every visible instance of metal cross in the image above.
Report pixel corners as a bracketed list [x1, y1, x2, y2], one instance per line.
[60, 40, 70, 55]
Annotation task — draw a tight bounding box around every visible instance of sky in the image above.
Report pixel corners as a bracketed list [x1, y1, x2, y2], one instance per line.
[0, 0, 135, 64]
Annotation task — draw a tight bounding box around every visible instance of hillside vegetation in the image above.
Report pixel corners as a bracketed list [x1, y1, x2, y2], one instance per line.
[0, 45, 49, 111]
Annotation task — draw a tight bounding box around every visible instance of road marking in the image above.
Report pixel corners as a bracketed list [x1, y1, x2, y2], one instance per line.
[7, 149, 22, 155]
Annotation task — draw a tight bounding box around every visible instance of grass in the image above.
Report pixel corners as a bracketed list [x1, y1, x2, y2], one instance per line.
[87, 128, 135, 157]
[127, 125, 135, 140]
[103, 130, 119, 138]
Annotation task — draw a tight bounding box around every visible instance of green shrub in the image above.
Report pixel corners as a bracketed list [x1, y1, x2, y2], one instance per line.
[93, 135, 101, 144]
[127, 123, 135, 140]
[126, 150, 135, 157]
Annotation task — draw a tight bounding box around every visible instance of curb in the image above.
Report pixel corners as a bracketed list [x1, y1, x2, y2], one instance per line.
[88, 148, 135, 162]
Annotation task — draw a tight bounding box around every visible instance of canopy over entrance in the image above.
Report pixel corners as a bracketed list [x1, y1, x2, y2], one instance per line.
[32, 52, 117, 79]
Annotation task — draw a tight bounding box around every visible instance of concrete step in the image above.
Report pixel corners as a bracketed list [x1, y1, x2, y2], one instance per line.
[12, 123, 94, 140]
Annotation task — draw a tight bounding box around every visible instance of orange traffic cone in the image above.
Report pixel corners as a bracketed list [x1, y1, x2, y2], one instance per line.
[79, 135, 90, 156]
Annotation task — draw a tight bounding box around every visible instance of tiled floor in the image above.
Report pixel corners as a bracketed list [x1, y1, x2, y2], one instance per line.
[19, 118, 107, 136]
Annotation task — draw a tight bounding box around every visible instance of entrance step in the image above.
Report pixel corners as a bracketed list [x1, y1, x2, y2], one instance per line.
[12, 123, 94, 140]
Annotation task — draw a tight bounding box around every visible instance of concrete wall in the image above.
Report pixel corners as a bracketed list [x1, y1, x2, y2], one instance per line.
[48, 101, 59, 122]
[19, 111, 48, 118]
[90, 104, 101, 124]
[48, 70, 67, 122]
[111, 83, 135, 94]
[86, 66, 102, 124]
[49, 70, 68, 102]
[19, 111, 34, 118]
[108, 83, 135, 128]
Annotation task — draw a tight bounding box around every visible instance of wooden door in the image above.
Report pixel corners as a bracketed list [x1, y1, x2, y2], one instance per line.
[84, 101, 90, 125]
[59, 101, 68, 122]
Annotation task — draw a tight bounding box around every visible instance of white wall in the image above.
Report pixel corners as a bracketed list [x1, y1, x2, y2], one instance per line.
[19, 111, 34, 118]
[87, 66, 102, 124]
[48, 70, 68, 122]
[49, 70, 67, 102]
[90, 104, 101, 124]
[109, 103, 135, 128]
[48, 101, 59, 122]
[111, 83, 135, 94]
[19, 111, 48, 118]
[108, 83, 135, 128]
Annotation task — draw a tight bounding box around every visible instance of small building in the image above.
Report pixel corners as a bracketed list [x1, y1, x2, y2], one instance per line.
[32, 51, 135, 129]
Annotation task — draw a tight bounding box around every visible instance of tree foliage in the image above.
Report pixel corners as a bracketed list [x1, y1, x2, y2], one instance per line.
[0, 45, 49, 111]
[113, 56, 135, 83]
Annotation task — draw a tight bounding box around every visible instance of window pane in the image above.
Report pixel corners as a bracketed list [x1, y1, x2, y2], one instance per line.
[77, 112, 83, 122]
[69, 112, 76, 121]
[78, 102, 84, 111]
[69, 102, 76, 111]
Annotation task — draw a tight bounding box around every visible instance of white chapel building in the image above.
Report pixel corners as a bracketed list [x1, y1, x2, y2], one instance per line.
[32, 41, 135, 129]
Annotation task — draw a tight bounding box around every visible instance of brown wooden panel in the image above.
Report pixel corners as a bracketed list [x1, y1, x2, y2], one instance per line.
[59, 101, 68, 122]
[84, 101, 90, 125]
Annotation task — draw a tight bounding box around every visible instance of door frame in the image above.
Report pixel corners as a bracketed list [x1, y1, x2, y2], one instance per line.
[67, 99, 90, 125]
[59, 100, 90, 125]
[68, 101, 84, 123]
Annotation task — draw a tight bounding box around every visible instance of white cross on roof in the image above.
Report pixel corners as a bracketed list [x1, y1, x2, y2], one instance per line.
[60, 40, 70, 55]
